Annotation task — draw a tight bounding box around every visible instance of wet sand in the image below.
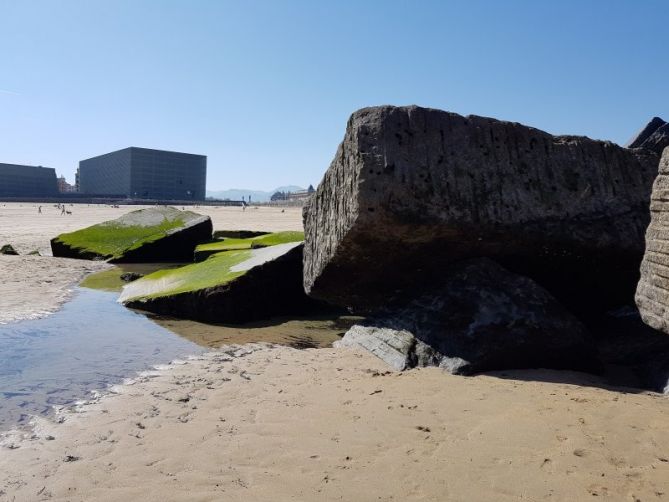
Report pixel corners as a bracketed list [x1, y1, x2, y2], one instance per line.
[2, 345, 669, 501]
[1, 202, 669, 501]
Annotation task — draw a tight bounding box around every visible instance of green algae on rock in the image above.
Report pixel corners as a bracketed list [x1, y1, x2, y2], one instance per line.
[51, 206, 212, 263]
[80, 263, 184, 293]
[119, 242, 327, 323]
[194, 231, 304, 261]
[0, 244, 19, 255]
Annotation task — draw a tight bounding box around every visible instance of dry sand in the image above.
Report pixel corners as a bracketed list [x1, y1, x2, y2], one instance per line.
[1, 202, 669, 501]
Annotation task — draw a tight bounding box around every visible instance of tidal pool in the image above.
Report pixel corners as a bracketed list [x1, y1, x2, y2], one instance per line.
[0, 266, 356, 431]
[0, 287, 203, 430]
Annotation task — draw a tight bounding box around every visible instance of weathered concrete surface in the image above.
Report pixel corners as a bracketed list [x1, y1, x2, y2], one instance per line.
[627, 117, 669, 155]
[122, 244, 330, 323]
[51, 206, 212, 263]
[335, 326, 441, 371]
[636, 147, 669, 334]
[335, 259, 595, 374]
[304, 105, 660, 314]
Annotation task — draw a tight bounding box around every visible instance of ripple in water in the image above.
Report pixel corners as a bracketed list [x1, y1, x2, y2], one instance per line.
[0, 288, 203, 430]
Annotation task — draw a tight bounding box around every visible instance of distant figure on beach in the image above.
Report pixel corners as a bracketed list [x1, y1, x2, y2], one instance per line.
[61, 206, 66, 215]
[38, 206, 41, 214]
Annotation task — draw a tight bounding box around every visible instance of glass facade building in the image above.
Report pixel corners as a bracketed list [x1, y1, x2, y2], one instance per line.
[0, 163, 58, 197]
[79, 147, 207, 200]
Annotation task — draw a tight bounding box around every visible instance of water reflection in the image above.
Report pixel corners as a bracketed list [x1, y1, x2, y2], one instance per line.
[83, 264, 358, 350]
[0, 288, 202, 430]
[0, 267, 360, 431]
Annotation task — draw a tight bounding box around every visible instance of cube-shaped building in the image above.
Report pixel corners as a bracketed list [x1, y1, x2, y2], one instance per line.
[79, 147, 207, 200]
[0, 163, 58, 197]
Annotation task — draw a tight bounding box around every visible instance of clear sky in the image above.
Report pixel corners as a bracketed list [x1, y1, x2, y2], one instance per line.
[1, 0, 667, 191]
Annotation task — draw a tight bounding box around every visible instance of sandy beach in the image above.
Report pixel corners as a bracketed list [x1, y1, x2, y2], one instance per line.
[1, 203, 669, 501]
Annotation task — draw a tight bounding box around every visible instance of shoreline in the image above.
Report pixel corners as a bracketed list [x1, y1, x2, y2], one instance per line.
[2, 343, 668, 501]
[1, 202, 669, 500]
[0, 255, 110, 325]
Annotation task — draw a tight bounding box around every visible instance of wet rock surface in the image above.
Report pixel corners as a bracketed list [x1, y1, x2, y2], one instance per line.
[120, 272, 143, 282]
[303, 105, 660, 316]
[335, 259, 595, 375]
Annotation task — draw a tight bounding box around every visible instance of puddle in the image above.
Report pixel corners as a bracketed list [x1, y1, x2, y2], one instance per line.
[84, 265, 358, 350]
[0, 288, 202, 430]
[0, 266, 359, 430]
[146, 314, 358, 349]
[79, 263, 183, 292]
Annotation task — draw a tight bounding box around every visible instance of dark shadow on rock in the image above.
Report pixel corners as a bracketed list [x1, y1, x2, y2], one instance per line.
[336, 258, 598, 375]
[482, 368, 650, 395]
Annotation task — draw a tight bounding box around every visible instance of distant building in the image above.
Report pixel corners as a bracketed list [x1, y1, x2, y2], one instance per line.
[0, 163, 58, 198]
[270, 185, 315, 203]
[79, 147, 207, 200]
[286, 185, 315, 201]
[57, 175, 76, 193]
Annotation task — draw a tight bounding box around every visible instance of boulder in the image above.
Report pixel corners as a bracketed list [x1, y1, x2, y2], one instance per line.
[0, 244, 18, 255]
[626, 117, 669, 155]
[193, 231, 304, 262]
[304, 105, 660, 315]
[119, 243, 327, 323]
[636, 147, 669, 333]
[335, 259, 595, 374]
[51, 206, 212, 263]
[120, 272, 143, 282]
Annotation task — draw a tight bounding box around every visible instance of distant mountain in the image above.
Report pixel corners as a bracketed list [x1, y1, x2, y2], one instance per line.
[206, 185, 305, 202]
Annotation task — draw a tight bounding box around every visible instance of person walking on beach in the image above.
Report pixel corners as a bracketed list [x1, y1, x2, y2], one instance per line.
[61, 206, 66, 215]
[38, 205, 42, 214]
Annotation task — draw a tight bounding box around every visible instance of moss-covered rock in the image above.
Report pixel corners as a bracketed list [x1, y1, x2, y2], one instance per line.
[119, 242, 327, 323]
[194, 231, 304, 261]
[0, 244, 18, 255]
[51, 206, 212, 263]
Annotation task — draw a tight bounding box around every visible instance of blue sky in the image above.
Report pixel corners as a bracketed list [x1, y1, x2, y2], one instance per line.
[1, 0, 667, 191]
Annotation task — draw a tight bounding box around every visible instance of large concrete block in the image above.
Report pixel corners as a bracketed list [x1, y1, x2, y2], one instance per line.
[636, 147, 669, 333]
[304, 106, 659, 313]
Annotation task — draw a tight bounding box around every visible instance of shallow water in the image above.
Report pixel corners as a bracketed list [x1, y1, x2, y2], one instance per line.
[0, 288, 203, 430]
[84, 264, 357, 351]
[0, 267, 356, 431]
